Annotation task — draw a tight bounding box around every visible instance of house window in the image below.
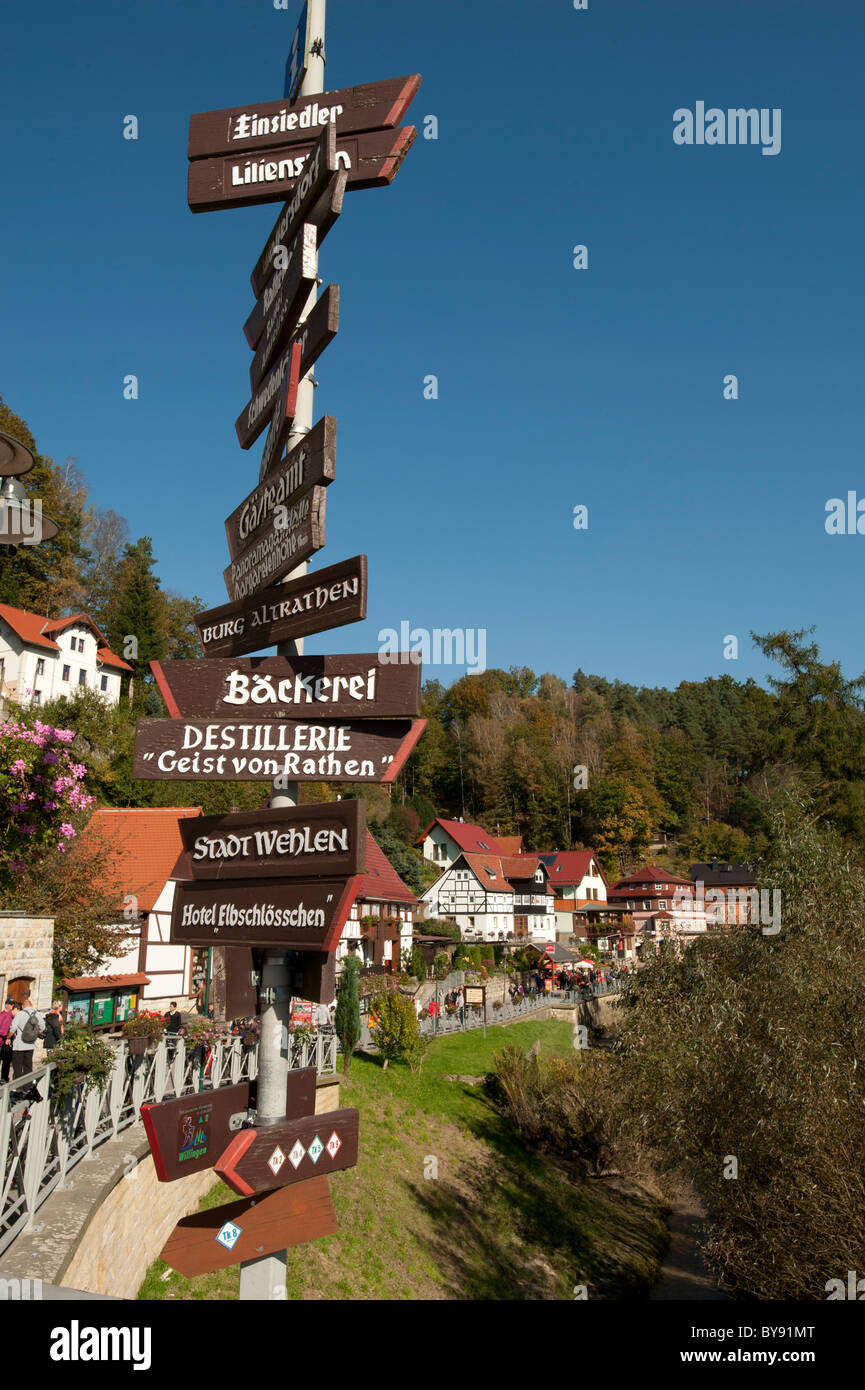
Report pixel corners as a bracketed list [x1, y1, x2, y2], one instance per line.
[643, 900, 651, 910]
[62, 664, 70, 682]
[78, 670, 86, 686]
[658, 900, 667, 910]
[100, 674, 108, 692]
[78, 638, 85, 653]
[36, 658, 45, 676]
[32, 690, 41, 705]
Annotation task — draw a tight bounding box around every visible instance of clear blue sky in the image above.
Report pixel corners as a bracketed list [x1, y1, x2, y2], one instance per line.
[2, 0, 863, 690]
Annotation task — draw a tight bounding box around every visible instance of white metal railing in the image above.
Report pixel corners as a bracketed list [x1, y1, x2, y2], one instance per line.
[0, 1031, 337, 1258]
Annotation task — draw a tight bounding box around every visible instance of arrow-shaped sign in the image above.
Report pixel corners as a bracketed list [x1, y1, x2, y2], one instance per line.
[170, 874, 362, 950]
[226, 414, 336, 561]
[189, 126, 417, 214]
[214, 1108, 359, 1197]
[237, 284, 339, 449]
[247, 222, 318, 381]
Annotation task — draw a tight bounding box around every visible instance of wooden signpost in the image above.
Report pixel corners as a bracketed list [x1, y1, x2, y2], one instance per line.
[170, 874, 361, 950]
[247, 222, 318, 382]
[159, 1176, 337, 1278]
[257, 345, 304, 482]
[243, 171, 344, 347]
[223, 481, 327, 600]
[236, 283, 339, 448]
[141, 1084, 251, 1183]
[176, 801, 366, 881]
[214, 1107, 359, 1197]
[133, 715, 426, 782]
[189, 126, 417, 214]
[249, 124, 340, 296]
[152, 651, 421, 720]
[188, 74, 422, 160]
[194, 554, 368, 658]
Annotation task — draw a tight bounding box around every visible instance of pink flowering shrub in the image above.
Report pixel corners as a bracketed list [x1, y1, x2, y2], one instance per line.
[0, 718, 94, 893]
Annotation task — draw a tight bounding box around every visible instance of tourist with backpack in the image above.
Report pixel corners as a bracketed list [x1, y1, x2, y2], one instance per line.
[0, 998, 16, 1084]
[9, 993, 46, 1080]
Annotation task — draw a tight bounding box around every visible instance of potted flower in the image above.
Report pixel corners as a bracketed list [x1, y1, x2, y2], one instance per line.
[237, 1018, 260, 1050]
[181, 1017, 224, 1062]
[492, 999, 503, 1012]
[49, 1026, 116, 1105]
[121, 1010, 164, 1056]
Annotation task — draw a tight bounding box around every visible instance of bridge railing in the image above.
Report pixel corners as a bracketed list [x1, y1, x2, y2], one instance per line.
[0, 1032, 336, 1259]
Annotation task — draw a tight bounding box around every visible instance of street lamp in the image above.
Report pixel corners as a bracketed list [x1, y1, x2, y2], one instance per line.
[0, 475, 59, 548]
[0, 429, 36, 477]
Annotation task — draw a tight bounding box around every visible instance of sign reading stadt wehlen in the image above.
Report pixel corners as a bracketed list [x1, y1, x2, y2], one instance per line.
[177, 801, 366, 881]
[133, 716, 426, 782]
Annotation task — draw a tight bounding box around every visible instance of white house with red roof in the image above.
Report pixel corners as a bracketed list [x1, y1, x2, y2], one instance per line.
[338, 831, 417, 973]
[0, 604, 132, 710]
[421, 851, 554, 944]
[66, 807, 206, 1022]
[415, 817, 521, 869]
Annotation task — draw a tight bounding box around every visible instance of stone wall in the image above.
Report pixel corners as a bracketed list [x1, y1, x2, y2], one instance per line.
[0, 912, 54, 1011]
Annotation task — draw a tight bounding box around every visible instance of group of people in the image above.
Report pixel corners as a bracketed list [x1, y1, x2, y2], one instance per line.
[0, 995, 63, 1084]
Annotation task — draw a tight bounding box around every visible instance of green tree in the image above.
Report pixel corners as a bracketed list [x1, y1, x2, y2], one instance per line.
[334, 955, 361, 1076]
[371, 988, 420, 1070]
[105, 537, 167, 709]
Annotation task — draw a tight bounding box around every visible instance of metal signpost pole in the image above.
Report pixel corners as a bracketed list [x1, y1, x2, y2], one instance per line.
[239, 0, 327, 1303]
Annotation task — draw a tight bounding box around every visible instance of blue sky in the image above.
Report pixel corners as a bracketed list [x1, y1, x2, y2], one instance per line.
[2, 0, 863, 691]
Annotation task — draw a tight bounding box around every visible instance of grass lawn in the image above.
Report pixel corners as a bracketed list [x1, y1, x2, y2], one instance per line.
[139, 1019, 665, 1301]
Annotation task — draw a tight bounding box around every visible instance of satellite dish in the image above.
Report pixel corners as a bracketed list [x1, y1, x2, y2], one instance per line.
[0, 429, 36, 478]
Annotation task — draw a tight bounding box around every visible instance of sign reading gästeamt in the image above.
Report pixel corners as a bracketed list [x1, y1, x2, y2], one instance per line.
[177, 801, 366, 881]
[223, 482, 326, 601]
[194, 554, 368, 658]
[133, 716, 425, 782]
[226, 415, 335, 561]
[151, 651, 421, 720]
[189, 127, 417, 213]
[170, 875, 360, 950]
[188, 74, 422, 159]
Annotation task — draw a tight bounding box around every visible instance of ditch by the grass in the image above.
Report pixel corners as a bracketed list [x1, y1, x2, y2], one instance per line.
[139, 1019, 666, 1301]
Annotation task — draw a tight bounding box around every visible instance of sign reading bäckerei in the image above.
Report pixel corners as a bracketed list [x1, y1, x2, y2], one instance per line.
[177, 801, 365, 881]
[151, 652, 421, 721]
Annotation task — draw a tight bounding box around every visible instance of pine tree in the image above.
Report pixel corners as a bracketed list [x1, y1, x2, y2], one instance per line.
[105, 537, 167, 707]
[334, 955, 361, 1076]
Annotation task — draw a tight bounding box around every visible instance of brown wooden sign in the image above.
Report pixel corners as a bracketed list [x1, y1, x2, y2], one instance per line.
[257, 345, 304, 483]
[160, 1175, 336, 1277]
[285, 951, 336, 1007]
[249, 124, 339, 297]
[248, 223, 318, 384]
[189, 126, 417, 214]
[222, 481, 326, 602]
[176, 801, 366, 881]
[214, 1107, 359, 1197]
[188, 74, 422, 160]
[151, 651, 421, 721]
[225, 415, 335, 562]
[141, 1083, 250, 1183]
[236, 284, 339, 449]
[169, 874, 361, 951]
[209, 946, 258, 1023]
[244, 173, 345, 347]
[194, 554, 367, 659]
[134, 716, 426, 783]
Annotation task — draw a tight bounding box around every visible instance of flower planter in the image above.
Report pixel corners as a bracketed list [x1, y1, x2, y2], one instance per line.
[126, 1036, 148, 1056]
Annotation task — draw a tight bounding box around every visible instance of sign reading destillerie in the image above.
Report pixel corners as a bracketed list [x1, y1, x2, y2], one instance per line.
[177, 801, 366, 881]
[188, 74, 421, 159]
[189, 127, 417, 214]
[170, 874, 360, 951]
[194, 554, 367, 658]
[133, 716, 426, 782]
[151, 651, 421, 720]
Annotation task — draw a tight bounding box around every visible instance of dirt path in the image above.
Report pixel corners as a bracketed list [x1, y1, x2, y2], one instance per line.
[650, 1186, 730, 1301]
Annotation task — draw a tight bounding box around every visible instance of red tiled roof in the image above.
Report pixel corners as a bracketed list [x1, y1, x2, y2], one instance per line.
[496, 835, 523, 855]
[0, 604, 132, 671]
[354, 832, 417, 905]
[60, 973, 150, 992]
[416, 818, 511, 855]
[537, 851, 607, 886]
[0, 604, 60, 652]
[499, 854, 545, 883]
[459, 852, 514, 893]
[609, 864, 693, 892]
[81, 807, 203, 912]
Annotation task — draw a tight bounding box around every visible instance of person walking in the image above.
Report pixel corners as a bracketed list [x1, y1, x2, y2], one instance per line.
[43, 1001, 64, 1050]
[0, 999, 16, 1084]
[9, 993, 46, 1080]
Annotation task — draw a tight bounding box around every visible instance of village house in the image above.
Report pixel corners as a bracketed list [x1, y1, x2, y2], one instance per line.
[608, 863, 709, 947]
[415, 817, 521, 870]
[691, 859, 758, 925]
[421, 851, 554, 944]
[0, 604, 132, 711]
[337, 831, 417, 973]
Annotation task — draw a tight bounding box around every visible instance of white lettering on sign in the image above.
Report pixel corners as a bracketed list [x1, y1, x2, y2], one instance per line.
[191, 825, 349, 862]
[221, 667, 377, 708]
[232, 146, 353, 192]
[231, 103, 345, 142]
